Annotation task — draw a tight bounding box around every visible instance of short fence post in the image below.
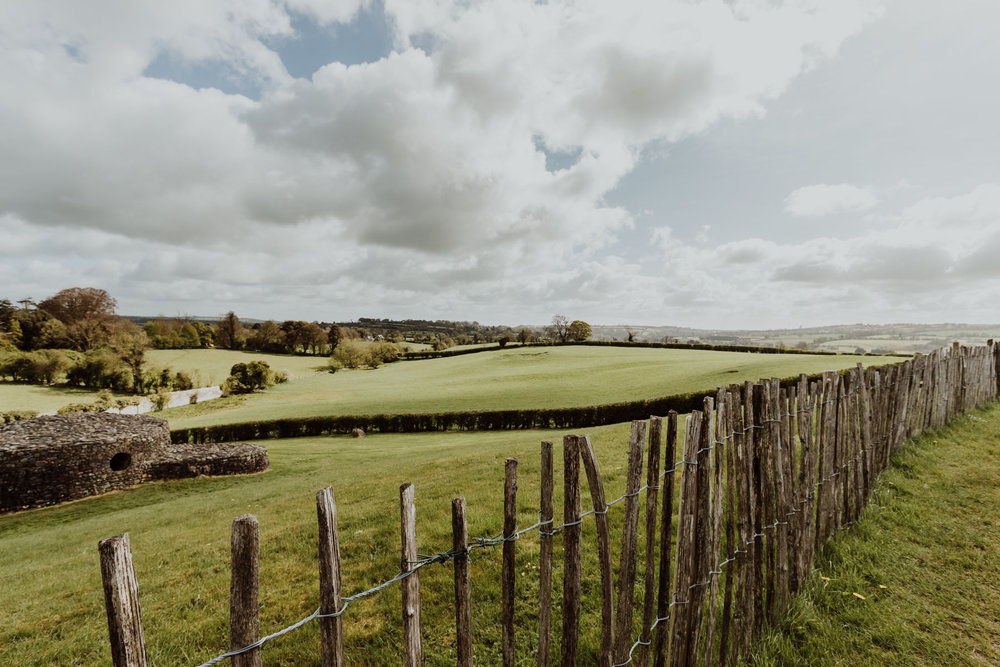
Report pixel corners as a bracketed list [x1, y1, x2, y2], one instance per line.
[538, 441, 554, 667]
[98, 533, 148, 667]
[452, 497, 473, 667]
[400, 483, 423, 666]
[561, 435, 582, 667]
[653, 411, 678, 667]
[230, 514, 261, 667]
[317, 487, 345, 667]
[638, 415, 663, 667]
[502, 458, 518, 667]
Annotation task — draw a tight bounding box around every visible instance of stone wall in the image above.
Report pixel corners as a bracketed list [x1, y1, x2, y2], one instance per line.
[0, 413, 268, 514]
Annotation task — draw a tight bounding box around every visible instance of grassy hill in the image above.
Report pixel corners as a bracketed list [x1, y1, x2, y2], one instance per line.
[163, 346, 899, 429]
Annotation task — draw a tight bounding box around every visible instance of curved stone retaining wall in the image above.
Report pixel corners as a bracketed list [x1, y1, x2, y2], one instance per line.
[0, 413, 267, 513]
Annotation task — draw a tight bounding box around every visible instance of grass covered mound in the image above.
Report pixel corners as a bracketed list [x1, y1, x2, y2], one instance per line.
[750, 406, 1000, 665]
[164, 346, 898, 430]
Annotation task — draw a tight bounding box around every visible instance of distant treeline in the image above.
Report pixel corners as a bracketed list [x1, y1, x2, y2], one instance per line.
[170, 365, 904, 444]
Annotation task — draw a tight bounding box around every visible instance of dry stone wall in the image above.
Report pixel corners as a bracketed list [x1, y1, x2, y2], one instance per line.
[0, 413, 267, 513]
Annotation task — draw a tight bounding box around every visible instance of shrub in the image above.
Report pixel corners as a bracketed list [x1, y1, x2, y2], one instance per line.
[151, 391, 171, 411]
[171, 371, 194, 391]
[223, 361, 273, 394]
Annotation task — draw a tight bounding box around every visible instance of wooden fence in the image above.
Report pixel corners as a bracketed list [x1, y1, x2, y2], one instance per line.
[99, 342, 999, 665]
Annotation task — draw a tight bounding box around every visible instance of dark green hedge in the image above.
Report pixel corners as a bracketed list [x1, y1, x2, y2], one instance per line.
[170, 370, 855, 444]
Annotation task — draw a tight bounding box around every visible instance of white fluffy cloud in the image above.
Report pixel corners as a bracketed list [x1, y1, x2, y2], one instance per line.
[783, 183, 879, 218]
[0, 0, 888, 323]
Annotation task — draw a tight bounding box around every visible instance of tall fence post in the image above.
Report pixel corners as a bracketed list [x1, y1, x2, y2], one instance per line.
[317, 487, 345, 667]
[400, 483, 423, 666]
[231, 514, 261, 667]
[502, 458, 518, 667]
[614, 420, 647, 664]
[538, 441, 554, 667]
[638, 415, 663, 667]
[99, 533, 148, 667]
[580, 434, 615, 667]
[561, 435, 582, 666]
[452, 497, 473, 667]
[653, 411, 678, 667]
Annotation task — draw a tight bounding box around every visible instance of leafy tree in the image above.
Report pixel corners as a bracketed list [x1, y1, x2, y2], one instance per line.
[191, 321, 214, 347]
[0, 299, 14, 331]
[215, 311, 244, 350]
[112, 322, 151, 393]
[517, 328, 532, 344]
[38, 287, 118, 351]
[328, 323, 342, 350]
[246, 320, 284, 353]
[568, 320, 592, 342]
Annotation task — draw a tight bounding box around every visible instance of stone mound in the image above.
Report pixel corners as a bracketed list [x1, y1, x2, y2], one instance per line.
[0, 413, 268, 513]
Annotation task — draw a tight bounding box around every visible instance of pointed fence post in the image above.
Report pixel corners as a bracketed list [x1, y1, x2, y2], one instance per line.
[538, 441, 554, 667]
[580, 435, 615, 667]
[502, 458, 518, 667]
[452, 497, 473, 667]
[400, 483, 423, 666]
[317, 487, 345, 667]
[561, 435, 582, 667]
[99, 533, 148, 667]
[614, 420, 647, 664]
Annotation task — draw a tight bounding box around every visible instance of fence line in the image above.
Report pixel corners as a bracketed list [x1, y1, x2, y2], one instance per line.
[99, 342, 999, 665]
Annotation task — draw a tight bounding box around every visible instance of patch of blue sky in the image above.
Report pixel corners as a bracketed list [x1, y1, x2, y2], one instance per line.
[268, 1, 394, 78]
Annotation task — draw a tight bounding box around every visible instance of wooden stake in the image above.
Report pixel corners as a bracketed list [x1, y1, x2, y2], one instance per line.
[399, 483, 422, 667]
[653, 411, 678, 667]
[230, 514, 261, 667]
[317, 487, 345, 667]
[561, 435, 582, 667]
[99, 533, 148, 667]
[538, 441, 554, 667]
[452, 498, 473, 667]
[580, 435, 615, 667]
[668, 413, 702, 666]
[502, 458, 518, 667]
[638, 416, 663, 667]
[614, 420, 647, 664]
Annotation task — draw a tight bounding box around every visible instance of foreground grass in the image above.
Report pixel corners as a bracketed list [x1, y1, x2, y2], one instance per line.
[0, 423, 649, 665]
[165, 346, 897, 429]
[750, 405, 1000, 665]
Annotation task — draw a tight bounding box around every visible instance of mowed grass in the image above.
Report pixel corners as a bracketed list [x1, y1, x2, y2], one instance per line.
[165, 346, 899, 429]
[0, 349, 327, 413]
[749, 405, 1000, 665]
[145, 348, 327, 386]
[0, 422, 648, 666]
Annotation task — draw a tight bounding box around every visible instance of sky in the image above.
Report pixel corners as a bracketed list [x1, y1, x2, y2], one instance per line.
[2, 0, 1000, 329]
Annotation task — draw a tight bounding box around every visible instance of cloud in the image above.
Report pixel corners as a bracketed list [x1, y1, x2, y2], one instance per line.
[0, 0, 885, 323]
[783, 183, 879, 217]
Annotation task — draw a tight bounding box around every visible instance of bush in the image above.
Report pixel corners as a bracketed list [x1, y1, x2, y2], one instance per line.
[151, 391, 171, 411]
[65, 352, 131, 391]
[223, 361, 273, 394]
[171, 371, 194, 391]
[330, 340, 401, 370]
[1, 410, 38, 423]
[0, 350, 67, 384]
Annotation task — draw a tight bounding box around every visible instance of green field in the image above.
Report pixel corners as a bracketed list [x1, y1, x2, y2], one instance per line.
[164, 346, 899, 429]
[0, 422, 640, 665]
[0, 349, 328, 413]
[4, 399, 1000, 664]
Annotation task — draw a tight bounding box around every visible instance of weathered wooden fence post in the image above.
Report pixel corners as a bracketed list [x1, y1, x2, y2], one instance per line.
[538, 441, 554, 667]
[317, 487, 345, 667]
[638, 415, 663, 667]
[400, 483, 423, 666]
[99, 533, 148, 667]
[231, 514, 261, 667]
[561, 435, 582, 666]
[502, 458, 518, 667]
[580, 434, 615, 667]
[669, 412, 702, 665]
[653, 411, 678, 667]
[614, 420, 647, 664]
[452, 497, 473, 667]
